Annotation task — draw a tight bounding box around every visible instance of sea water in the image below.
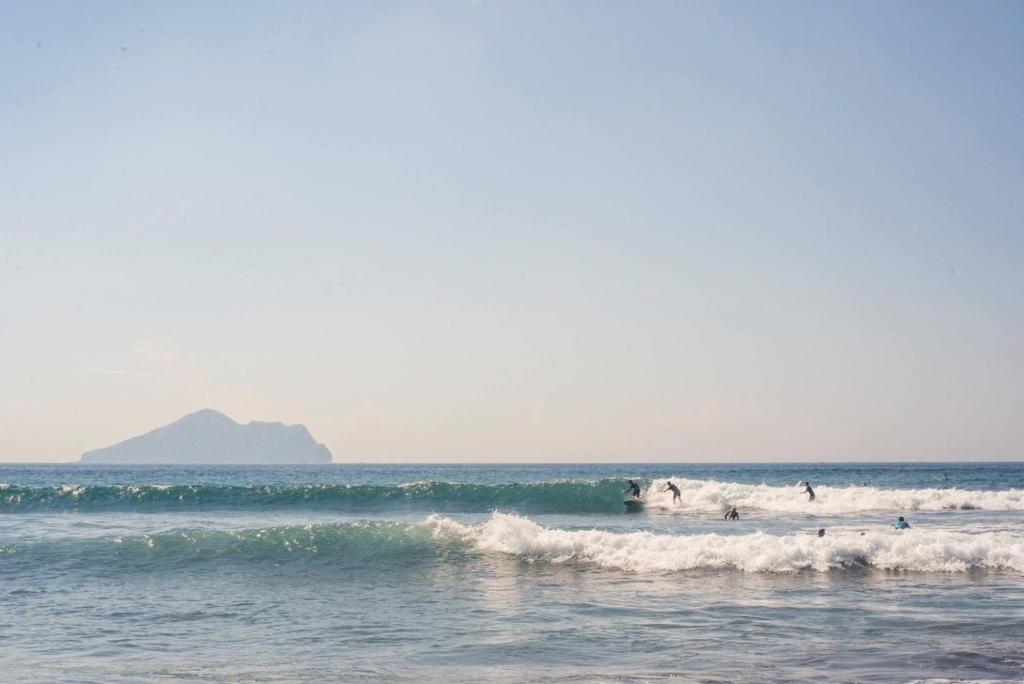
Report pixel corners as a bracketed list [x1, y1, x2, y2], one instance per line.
[1, 462, 1023, 682]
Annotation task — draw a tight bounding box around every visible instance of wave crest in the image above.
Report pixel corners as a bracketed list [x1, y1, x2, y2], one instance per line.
[5, 514, 1023, 573]
[427, 513, 1024, 573]
[2, 478, 1023, 514]
[638, 478, 1024, 514]
[1, 521, 450, 569]
[0, 480, 626, 513]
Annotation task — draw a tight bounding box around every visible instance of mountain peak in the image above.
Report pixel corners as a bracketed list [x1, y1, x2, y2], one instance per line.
[180, 408, 236, 424]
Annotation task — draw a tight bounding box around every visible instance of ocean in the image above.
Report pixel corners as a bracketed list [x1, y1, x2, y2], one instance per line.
[1, 462, 1023, 683]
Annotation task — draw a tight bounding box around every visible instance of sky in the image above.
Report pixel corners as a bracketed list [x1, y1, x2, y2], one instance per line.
[2, 1, 1022, 463]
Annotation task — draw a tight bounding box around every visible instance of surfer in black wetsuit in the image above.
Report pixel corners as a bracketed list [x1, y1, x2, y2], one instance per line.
[625, 480, 642, 499]
[725, 506, 739, 521]
[804, 481, 816, 502]
[665, 481, 681, 504]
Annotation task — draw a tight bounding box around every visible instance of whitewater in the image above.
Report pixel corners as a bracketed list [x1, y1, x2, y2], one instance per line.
[6, 513, 1022, 574]
[2, 462, 1023, 683]
[3, 477, 1023, 514]
[637, 477, 1024, 513]
[426, 512, 1024, 573]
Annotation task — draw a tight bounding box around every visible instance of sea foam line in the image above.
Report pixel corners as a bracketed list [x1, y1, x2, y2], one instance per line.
[637, 477, 1024, 514]
[425, 513, 1024, 573]
[4, 514, 1023, 573]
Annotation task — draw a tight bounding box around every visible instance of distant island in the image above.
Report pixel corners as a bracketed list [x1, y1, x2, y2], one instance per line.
[80, 409, 333, 464]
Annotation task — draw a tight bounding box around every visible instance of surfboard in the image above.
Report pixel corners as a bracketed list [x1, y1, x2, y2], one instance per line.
[624, 499, 645, 512]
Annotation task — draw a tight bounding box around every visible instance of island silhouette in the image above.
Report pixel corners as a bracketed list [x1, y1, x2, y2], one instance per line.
[79, 409, 332, 464]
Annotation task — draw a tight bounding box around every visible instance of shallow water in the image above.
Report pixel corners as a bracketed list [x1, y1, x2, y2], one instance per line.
[1, 463, 1023, 682]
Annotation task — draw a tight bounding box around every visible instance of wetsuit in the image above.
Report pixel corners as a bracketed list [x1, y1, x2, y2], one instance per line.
[626, 482, 641, 499]
[665, 483, 681, 504]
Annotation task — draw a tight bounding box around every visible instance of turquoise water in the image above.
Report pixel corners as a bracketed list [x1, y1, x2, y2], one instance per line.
[2, 463, 1024, 682]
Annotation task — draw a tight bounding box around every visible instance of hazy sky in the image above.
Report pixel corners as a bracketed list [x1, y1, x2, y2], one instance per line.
[2, 1, 1022, 463]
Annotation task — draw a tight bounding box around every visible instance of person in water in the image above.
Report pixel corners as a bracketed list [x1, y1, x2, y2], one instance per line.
[803, 481, 816, 502]
[725, 506, 739, 521]
[625, 480, 642, 499]
[665, 481, 681, 504]
[894, 516, 910, 529]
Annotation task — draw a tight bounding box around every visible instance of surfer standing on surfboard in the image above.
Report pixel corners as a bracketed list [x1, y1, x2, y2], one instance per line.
[664, 481, 681, 505]
[625, 480, 642, 499]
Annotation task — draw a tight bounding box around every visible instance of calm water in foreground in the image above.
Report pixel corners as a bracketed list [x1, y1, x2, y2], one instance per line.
[2, 462, 1023, 683]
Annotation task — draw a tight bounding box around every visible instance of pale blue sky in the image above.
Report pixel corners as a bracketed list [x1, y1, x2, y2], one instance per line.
[2, 1, 1022, 462]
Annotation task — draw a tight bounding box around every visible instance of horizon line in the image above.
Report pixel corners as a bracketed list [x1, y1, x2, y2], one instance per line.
[3, 459, 1022, 466]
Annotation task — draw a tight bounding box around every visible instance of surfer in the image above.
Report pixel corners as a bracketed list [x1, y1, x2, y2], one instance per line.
[625, 480, 642, 499]
[803, 481, 816, 502]
[894, 516, 910, 530]
[664, 481, 681, 505]
[724, 506, 739, 521]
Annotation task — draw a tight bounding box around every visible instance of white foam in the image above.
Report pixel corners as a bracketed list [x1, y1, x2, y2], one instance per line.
[424, 513, 1024, 573]
[907, 680, 1016, 684]
[58, 484, 86, 497]
[637, 477, 1024, 514]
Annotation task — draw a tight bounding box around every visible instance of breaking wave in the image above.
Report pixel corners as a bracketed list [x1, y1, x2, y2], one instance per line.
[636, 478, 1024, 514]
[427, 513, 1024, 573]
[1, 478, 1023, 514]
[4, 514, 1023, 574]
